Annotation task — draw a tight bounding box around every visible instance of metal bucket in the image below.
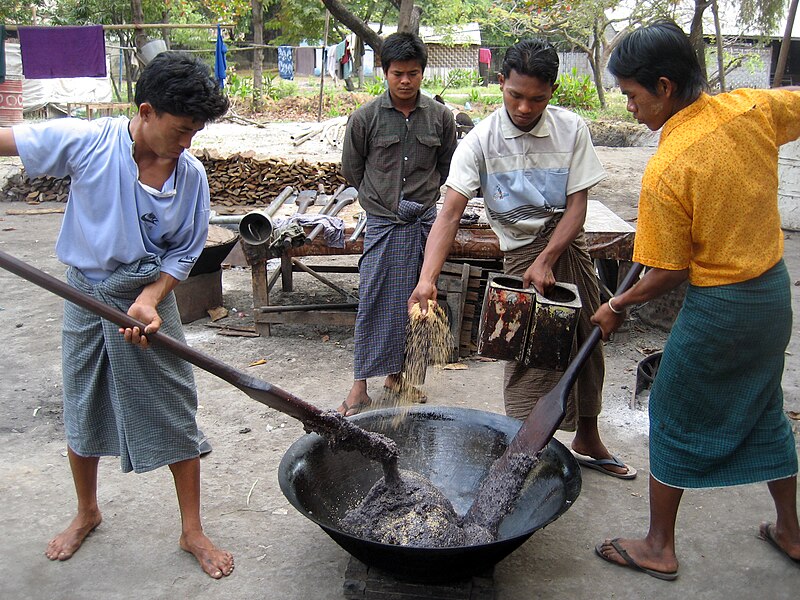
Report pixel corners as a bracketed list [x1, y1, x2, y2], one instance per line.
[0, 79, 24, 127]
[476, 275, 535, 362]
[477, 275, 582, 370]
[634, 351, 662, 407]
[139, 39, 168, 65]
[524, 282, 581, 371]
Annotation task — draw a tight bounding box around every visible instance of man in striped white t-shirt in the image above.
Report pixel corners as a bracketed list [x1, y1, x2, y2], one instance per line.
[410, 39, 635, 480]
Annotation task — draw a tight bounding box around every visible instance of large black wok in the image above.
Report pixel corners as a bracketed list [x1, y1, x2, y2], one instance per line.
[279, 406, 581, 582]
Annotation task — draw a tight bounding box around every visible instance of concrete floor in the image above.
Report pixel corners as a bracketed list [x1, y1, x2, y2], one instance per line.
[0, 204, 798, 599]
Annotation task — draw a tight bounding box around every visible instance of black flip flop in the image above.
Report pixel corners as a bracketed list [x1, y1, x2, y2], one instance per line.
[575, 454, 637, 479]
[595, 539, 679, 581]
[759, 522, 800, 567]
[198, 428, 212, 457]
[338, 399, 370, 417]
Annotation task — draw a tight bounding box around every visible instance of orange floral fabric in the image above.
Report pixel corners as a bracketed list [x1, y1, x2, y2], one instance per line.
[633, 89, 800, 286]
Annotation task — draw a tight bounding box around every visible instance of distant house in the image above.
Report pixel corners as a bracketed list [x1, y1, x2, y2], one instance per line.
[371, 23, 483, 81]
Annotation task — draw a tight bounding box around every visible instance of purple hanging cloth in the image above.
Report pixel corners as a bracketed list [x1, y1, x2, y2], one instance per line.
[19, 25, 106, 79]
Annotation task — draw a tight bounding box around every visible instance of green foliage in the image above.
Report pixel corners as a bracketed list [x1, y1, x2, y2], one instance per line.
[427, 69, 482, 92]
[266, 76, 298, 101]
[418, 0, 493, 28]
[364, 79, 386, 96]
[551, 68, 599, 111]
[227, 68, 254, 100]
[0, 0, 46, 23]
[481, 93, 504, 106]
[599, 89, 636, 122]
[467, 87, 481, 103]
[737, 0, 786, 35]
[324, 89, 346, 117]
[198, 0, 251, 23]
[444, 68, 482, 89]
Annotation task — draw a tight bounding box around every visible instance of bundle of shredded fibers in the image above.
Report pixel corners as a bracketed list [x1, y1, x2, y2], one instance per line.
[385, 300, 453, 412]
[339, 469, 494, 548]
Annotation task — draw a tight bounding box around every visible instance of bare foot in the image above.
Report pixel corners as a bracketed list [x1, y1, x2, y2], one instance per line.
[45, 511, 102, 561]
[338, 388, 371, 417]
[595, 537, 679, 577]
[759, 522, 800, 562]
[180, 530, 234, 579]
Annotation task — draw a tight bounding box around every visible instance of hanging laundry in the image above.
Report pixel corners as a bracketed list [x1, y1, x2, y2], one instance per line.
[340, 40, 352, 80]
[0, 25, 6, 83]
[278, 46, 294, 80]
[215, 24, 228, 88]
[327, 44, 339, 81]
[18, 26, 106, 79]
[478, 48, 492, 65]
[295, 47, 315, 76]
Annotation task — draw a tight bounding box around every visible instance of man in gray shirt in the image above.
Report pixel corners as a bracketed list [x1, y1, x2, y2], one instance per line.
[339, 32, 457, 415]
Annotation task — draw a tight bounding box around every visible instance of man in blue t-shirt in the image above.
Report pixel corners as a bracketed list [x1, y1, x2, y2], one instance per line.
[0, 53, 232, 579]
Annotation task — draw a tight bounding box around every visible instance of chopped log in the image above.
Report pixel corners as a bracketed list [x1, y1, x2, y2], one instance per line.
[0, 154, 347, 207]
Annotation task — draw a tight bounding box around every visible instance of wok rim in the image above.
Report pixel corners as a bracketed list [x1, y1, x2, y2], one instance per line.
[278, 405, 582, 552]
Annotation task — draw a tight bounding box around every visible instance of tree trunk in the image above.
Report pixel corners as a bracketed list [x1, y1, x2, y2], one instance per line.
[131, 0, 148, 52]
[253, 0, 264, 110]
[161, 9, 171, 50]
[711, 0, 724, 91]
[322, 0, 383, 54]
[398, 0, 414, 33]
[591, 22, 606, 108]
[773, 0, 799, 87]
[689, 0, 710, 75]
[121, 31, 135, 101]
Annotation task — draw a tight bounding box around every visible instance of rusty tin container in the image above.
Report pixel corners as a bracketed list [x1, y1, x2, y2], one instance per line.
[523, 282, 582, 371]
[477, 275, 536, 362]
[478, 276, 582, 371]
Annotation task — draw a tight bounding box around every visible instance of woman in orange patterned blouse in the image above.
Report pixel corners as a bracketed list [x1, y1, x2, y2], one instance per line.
[591, 20, 800, 580]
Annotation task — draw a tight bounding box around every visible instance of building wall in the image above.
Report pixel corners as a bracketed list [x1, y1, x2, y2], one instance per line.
[424, 45, 479, 80]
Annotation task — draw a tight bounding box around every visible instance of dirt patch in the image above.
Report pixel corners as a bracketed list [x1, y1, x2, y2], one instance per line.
[231, 92, 373, 122]
[1, 120, 798, 599]
[588, 120, 659, 148]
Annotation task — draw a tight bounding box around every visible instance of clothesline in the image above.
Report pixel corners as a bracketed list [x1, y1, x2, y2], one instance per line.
[3, 23, 235, 32]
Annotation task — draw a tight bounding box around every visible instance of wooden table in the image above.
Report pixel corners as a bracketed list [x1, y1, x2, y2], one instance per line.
[240, 200, 635, 336]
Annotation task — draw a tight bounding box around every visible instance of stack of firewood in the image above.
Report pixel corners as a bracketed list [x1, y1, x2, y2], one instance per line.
[1, 172, 70, 203]
[0, 152, 346, 207]
[194, 150, 346, 207]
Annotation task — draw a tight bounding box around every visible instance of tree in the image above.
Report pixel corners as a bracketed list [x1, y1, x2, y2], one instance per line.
[683, 0, 793, 93]
[321, 0, 385, 53]
[0, 1, 47, 23]
[482, 0, 676, 108]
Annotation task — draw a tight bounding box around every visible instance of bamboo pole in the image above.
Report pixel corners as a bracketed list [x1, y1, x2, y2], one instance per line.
[4, 23, 235, 31]
[317, 10, 330, 123]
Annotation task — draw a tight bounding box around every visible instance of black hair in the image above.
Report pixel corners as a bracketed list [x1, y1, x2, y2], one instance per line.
[501, 39, 559, 85]
[134, 51, 229, 123]
[608, 20, 707, 103]
[380, 32, 427, 72]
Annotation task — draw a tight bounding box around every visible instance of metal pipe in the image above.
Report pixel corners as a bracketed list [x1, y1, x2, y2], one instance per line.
[307, 187, 357, 243]
[209, 214, 244, 225]
[348, 211, 367, 243]
[238, 186, 295, 246]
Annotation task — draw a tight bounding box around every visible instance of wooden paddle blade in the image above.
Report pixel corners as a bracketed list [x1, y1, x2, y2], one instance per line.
[464, 262, 644, 528]
[506, 263, 644, 458]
